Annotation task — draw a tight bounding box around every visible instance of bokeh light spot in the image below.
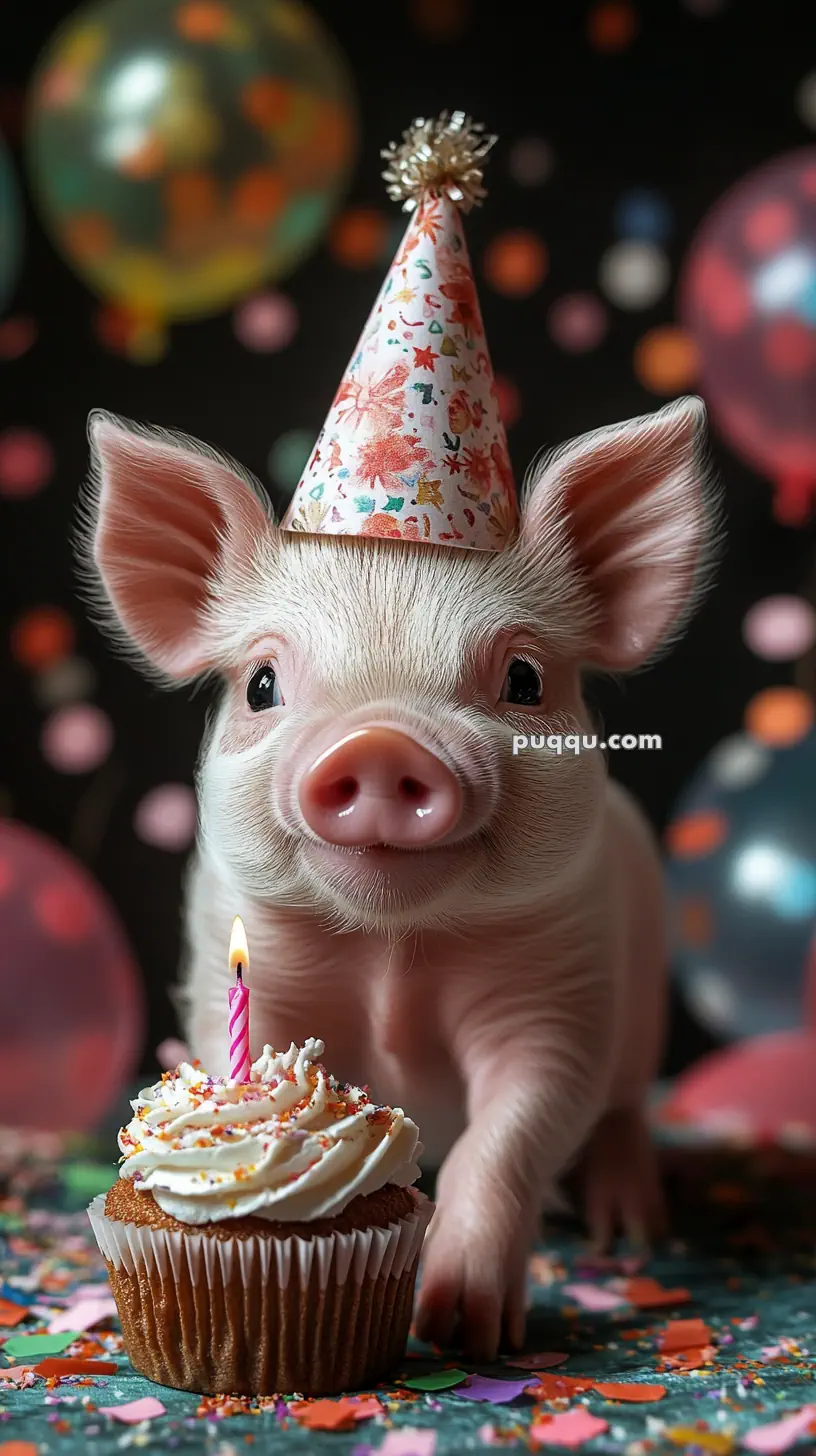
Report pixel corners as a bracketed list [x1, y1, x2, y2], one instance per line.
[412, 0, 471, 38]
[175, 2, 232, 42]
[743, 596, 816, 661]
[134, 783, 197, 851]
[233, 291, 298, 352]
[707, 734, 772, 789]
[634, 325, 699, 393]
[666, 810, 729, 859]
[0, 317, 37, 360]
[614, 188, 673, 243]
[494, 375, 522, 428]
[548, 293, 609, 352]
[0, 428, 54, 497]
[268, 429, 314, 491]
[599, 240, 670, 309]
[329, 207, 389, 269]
[743, 199, 797, 255]
[484, 230, 547, 297]
[41, 704, 114, 774]
[744, 687, 815, 747]
[34, 656, 98, 709]
[11, 607, 75, 671]
[587, 0, 638, 50]
[508, 137, 554, 187]
[33, 880, 96, 943]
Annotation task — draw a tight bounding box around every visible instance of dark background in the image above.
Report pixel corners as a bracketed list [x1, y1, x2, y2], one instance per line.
[2, 0, 814, 1079]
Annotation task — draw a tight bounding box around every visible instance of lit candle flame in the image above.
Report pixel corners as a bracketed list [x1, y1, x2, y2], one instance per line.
[229, 916, 249, 978]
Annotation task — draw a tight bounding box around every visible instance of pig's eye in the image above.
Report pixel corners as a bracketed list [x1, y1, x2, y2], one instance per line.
[246, 664, 284, 711]
[502, 658, 543, 707]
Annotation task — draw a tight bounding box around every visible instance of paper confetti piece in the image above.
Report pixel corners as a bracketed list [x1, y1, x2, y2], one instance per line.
[0, 1366, 40, 1384]
[402, 1368, 469, 1392]
[34, 1358, 118, 1377]
[349, 1396, 383, 1421]
[508, 1352, 569, 1370]
[668, 1430, 735, 1454]
[623, 1278, 692, 1309]
[659, 1318, 713, 1352]
[99, 1396, 167, 1422]
[455, 1375, 531, 1403]
[0, 1301, 28, 1327]
[562, 1283, 627, 1311]
[68, 1283, 111, 1303]
[0, 1442, 41, 1456]
[525, 1374, 596, 1400]
[290, 1397, 359, 1431]
[592, 1382, 667, 1402]
[531, 1409, 609, 1446]
[742, 1407, 816, 1454]
[379, 1432, 437, 1456]
[660, 1347, 715, 1373]
[48, 1297, 116, 1334]
[0, 1283, 32, 1306]
[3, 1331, 81, 1357]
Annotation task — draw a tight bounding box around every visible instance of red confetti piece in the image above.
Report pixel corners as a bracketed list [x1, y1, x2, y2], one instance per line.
[659, 1318, 713, 1352]
[0, 1301, 28, 1327]
[592, 1382, 667, 1402]
[33, 1357, 118, 1377]
[289, 1397, 359, 1431]
[623, 1278, 692, 1309]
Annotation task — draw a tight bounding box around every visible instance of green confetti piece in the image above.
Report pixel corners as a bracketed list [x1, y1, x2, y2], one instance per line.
[62, 1161, 116, 1200]
[4, 1331, 82, 1358]
[401, 1367, 470, 1392]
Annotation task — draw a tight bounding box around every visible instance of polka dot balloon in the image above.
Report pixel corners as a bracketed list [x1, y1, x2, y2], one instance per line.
[679, 148, 816, 524]
[0, 819, 144, 1131]
[25, 0, 357, 321]
[666, 720, 816, 1040]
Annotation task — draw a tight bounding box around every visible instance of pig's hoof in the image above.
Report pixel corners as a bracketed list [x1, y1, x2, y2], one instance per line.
[415, 1234, 528, 1361]
[580, 1107, 667, 1251]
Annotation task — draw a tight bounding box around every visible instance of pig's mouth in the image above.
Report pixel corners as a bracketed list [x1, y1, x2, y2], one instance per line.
[302, 836, 478, 909]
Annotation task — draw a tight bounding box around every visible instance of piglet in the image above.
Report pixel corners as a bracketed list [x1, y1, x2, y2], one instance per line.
[81, 396, 714, 1360]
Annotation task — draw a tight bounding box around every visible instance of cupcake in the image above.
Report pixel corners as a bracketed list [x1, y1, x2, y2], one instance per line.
[88, 1037, 433, 1395]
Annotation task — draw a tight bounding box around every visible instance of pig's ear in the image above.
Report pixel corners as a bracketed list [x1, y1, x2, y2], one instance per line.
[79, 411, 273, 682]
[520, 396, 714, 671]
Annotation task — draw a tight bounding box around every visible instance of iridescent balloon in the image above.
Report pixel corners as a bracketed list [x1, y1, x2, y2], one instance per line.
[0, 132, 23, 313]
[25, 0, 356, 321]
[679, 149, 816, 524]
[0, 819, 145, 1131]
[665, 727, 816, 1041]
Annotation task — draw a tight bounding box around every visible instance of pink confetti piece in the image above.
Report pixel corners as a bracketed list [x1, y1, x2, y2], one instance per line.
[349, 1396, 383, 1421]
[562, 1282, 627, 1311]
[99, 1396, 167, 1423]
[742, 1407, 816, 1454]
[0, 1364, 41, 1384]
[69, 1284, 112, 1303]
[531, 1409, 609, 1447]
[49, 1297, 116, 1333]
[508, 1352, 569, 1371]
[378, 1432, 437, 1456]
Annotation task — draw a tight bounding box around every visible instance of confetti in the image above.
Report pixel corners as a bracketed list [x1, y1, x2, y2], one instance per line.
[98, 1396, 167, 1422]
[742, 1408, 816, 1454]
[402, 1368, 469, 1391]
[562, 1282, 627, 1311]
[48, 1295, 116, 1332]
[622, 1278, 693, 1309]
[34, 1357, 118, 1376]
[592, 1382, 667, 1402]
[667, 1430, 735, 1454]
[454, 1375, 531, 1403]
[659, 1318, 713, 1352]
[525, 1374, 596, 1401]
[3, 1331, 81, 1357]
[378, 1432, 437, 1456]
[530, 1409, 609, 1446]
[290, 1397, 359, 1430]
[0, 1300, 28, 1327]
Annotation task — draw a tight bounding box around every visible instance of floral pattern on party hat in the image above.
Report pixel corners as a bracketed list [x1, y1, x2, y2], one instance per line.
[280, 112, 519, 550]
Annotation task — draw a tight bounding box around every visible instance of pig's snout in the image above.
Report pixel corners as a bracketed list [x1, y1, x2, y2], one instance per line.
[297, 726, 463, 848]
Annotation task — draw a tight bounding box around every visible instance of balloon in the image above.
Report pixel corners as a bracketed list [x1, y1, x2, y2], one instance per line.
[0, 819, 145, 1131]
[0, 132, 23, 313]
[665, 726, 816, 1041]
[679, 148, 816, 524]
[25, 0, 356, 322]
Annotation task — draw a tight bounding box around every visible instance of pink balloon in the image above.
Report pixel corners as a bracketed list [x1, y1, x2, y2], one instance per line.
[133, 783, 197, 851]
[663, 1032, 816, 1142]
[743, 595, 816, 659]
[679, 149, 816, 524]
[0, 820, 145, 1131]
[41, 704, 113, 773]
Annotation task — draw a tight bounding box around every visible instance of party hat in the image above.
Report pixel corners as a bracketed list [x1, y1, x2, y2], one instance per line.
[280, 111, 519, 550]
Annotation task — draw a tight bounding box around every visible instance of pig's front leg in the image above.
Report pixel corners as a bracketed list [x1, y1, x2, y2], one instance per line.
[416, 972, 615, 1360]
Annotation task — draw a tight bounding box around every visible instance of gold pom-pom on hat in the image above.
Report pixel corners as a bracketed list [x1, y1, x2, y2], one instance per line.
[381, 109, 497, 214]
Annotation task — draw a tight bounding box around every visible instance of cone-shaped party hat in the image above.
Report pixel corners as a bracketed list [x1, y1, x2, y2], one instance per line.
[280, 111, 519, 549]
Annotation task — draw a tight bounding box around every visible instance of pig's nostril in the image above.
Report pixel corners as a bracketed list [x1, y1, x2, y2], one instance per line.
[399, 776, 429, 805]
[319, 775, 359, 811]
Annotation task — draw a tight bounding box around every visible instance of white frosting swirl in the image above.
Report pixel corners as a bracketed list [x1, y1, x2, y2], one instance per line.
[117, 1038, 423, 1226]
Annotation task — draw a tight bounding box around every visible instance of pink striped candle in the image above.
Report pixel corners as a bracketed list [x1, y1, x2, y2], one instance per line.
[228, 916, 251, 1082]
